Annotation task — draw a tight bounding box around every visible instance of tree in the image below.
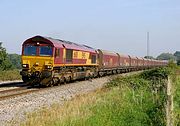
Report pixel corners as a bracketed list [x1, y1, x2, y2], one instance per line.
[156, 53, 176, 61]
[0, 42, 6, 63]
[174, 51, 180, 65]
[8, 54, 21, 69]
[0, 42, 13, 71]
[144, 56, 155, 59]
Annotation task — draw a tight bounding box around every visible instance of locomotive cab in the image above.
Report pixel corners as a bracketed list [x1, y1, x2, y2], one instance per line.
[22, 44, 54, 70]
[20, 36, 56, 83]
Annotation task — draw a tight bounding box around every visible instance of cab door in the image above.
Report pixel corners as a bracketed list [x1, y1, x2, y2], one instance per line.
[54, 48, 63, 65]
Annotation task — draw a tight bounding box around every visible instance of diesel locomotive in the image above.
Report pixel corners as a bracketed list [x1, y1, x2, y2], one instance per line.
[20, 36, 167, 86]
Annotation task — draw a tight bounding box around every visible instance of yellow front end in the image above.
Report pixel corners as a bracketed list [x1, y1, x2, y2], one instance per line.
[20, 56, 54, 84]
[22, 56, 54, 71]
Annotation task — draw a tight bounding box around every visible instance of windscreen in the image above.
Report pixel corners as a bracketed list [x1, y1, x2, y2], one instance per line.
[24, 45, 37, 56]
[23, 45, 53, 56]
[39, 46, 53, 56]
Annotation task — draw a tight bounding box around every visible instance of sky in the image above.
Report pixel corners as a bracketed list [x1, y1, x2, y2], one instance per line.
[0, 0, 179, 57]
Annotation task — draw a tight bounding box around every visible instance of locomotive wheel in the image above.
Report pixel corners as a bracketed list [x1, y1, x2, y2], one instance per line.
[63, 77, 66, 84]
[22, 76, 30, 83]
[49, 80, 54, 87]
[85, 73, 90, 80]
[57, 79, 61, 86]
[66, 76, 71, 83]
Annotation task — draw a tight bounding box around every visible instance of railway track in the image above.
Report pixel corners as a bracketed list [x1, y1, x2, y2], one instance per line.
[0, 86, 40, 100]
[0, 82, 26, 88]
[0, 79, 94, 101]
[0, 71, 143, 101]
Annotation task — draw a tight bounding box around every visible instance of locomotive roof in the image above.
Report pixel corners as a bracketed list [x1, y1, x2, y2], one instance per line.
[23, 36, 96, 53]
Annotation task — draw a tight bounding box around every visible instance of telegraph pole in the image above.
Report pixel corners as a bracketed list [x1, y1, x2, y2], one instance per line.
[147, 32, 150, 57]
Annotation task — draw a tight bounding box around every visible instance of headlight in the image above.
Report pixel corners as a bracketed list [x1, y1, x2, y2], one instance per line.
[46, 65, 52, 69]
[22, 64, 29, 68]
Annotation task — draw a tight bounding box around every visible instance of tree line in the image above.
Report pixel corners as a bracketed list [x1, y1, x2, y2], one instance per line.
[146, 52, 180, 65]
[0, 42, 21, 71]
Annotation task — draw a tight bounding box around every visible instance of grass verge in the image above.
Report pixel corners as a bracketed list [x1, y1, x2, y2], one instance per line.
[0, 69, 21, 81]
[21, 67, 172, 126]
[173, 68, 180, 125]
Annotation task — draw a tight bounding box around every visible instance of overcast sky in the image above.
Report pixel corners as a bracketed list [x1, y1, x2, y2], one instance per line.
[0, 0, 179, 57]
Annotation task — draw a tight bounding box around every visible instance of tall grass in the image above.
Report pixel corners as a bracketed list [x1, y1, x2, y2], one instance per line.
[21, 68, 171, 126]
[174, 76, 180, 125]
[164, 62, 180, 125]
[0, 69, 21, 81]
[173, 69, 180, 125]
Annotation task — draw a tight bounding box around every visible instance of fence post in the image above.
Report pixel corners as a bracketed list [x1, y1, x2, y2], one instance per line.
[166, 76, 173, 126]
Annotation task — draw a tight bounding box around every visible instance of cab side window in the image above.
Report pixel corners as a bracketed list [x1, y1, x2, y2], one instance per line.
[91, 55, 96, 64]
[55, 48, 60, 57]
[66, 49, 73, 62]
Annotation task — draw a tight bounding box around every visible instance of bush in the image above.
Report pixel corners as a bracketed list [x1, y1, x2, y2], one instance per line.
[105, 68, 171, 126]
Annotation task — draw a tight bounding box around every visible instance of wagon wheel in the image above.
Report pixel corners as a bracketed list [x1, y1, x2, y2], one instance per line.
[99, 72, 104, 77]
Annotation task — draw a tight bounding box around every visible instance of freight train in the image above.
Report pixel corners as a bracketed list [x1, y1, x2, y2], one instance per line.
[20, 36, 168, 86]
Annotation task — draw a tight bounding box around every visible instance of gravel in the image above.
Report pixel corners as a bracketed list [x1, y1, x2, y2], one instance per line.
[0, 77, 111, 126]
